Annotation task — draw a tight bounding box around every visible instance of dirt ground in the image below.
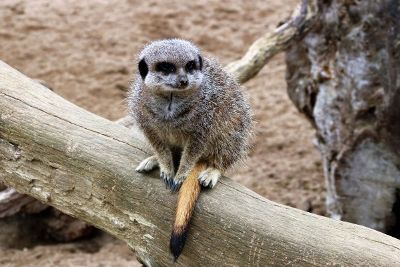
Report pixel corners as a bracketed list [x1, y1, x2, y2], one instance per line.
[0, 0, 324, 266]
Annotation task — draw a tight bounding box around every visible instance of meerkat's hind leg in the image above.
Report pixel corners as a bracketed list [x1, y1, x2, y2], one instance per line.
[135, 155, 159, 173]
[199, 167, 221, 188]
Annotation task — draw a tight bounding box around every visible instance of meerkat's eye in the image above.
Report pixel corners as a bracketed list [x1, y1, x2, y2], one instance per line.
[155, 62, 176, 74]
[185, 60, 196, 73]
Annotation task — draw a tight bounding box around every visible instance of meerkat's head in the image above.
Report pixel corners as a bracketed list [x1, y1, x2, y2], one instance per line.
[137, 39, 204, 95]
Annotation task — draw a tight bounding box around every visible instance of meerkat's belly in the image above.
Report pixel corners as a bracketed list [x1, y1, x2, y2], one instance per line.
[166, 132, 181, 146]
[163, 130, 188, 148]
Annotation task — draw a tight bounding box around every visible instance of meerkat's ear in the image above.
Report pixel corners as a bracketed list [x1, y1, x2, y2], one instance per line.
[138, 59, 148, 79]
[198, 55, 203, 70]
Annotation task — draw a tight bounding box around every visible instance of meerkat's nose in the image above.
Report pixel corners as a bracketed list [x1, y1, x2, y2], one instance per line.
[178, 75, 188, 88]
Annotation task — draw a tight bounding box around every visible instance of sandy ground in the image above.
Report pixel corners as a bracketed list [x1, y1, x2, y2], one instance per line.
[0, 0, 324, 266]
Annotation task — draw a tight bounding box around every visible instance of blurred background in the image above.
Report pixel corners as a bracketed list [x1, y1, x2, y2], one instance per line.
[0, 0, 324, 266]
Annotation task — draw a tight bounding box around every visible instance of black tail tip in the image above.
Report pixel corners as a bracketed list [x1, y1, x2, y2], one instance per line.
[170, 228, 189, 261]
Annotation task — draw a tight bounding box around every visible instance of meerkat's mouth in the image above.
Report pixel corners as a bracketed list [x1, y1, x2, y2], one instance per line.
[168, 93, 173, 111]
[161, 86, 193, 93]
[166, 84, 189, 90]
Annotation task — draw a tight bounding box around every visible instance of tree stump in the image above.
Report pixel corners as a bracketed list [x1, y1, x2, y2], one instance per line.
[286, 0, 400, 237]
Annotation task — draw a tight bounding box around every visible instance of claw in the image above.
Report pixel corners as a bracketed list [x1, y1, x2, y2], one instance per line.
[160, 171, 176, 190]
[170, 179, 182, 192]
[160, 172, 167, 185]
[198, 168, 221, 189]
[164, 176, 168, 189]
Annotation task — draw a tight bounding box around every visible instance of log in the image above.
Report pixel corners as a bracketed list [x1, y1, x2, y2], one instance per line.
[286, 0, 400, 236]
[1, 62, 400, 266]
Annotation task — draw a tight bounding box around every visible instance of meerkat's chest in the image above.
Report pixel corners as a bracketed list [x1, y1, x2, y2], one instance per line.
[161, 129, 188, 148]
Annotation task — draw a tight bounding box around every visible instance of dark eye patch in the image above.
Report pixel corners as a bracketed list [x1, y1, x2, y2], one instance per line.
[138, 59, 148, 79]
[185, 60, 196, 73]
[155, 62, 176, 74]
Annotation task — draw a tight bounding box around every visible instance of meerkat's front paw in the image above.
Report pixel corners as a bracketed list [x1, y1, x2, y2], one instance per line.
[136, 156, 159, 173]
[159, 165, 175, 189]
[169, 175, 187, 192]
[170, 168, 190, 192]
[199, 168, 221, 188]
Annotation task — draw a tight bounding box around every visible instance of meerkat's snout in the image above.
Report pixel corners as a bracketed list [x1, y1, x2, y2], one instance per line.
[177, 74, 188, 89]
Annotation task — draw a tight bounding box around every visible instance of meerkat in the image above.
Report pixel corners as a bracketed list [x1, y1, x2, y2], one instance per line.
[128, 39, 252, 260]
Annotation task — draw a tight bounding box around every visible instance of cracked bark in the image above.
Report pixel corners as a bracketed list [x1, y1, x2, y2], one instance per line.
[1, 60, 400, 266]
[286, 0, 400, 237]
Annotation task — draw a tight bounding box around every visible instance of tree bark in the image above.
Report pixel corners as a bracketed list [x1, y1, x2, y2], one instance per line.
[1, 61, 400, 266]
[286, 0, 400, 237]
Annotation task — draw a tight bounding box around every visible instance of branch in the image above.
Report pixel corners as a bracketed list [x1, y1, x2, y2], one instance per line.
[1, 61, 400, 266]
[225, 0, 318, 83]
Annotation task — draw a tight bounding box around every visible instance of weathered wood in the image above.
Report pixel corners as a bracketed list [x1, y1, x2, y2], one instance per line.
[0, 80, 94, 245]
[286, 0, 400, 236]
[0, 101, 133, 244]
[1, 62, 400, 266]
[0, 79, 52, 219]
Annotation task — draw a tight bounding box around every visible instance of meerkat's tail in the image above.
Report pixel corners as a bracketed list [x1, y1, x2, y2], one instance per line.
[170, 162, 206, 261]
